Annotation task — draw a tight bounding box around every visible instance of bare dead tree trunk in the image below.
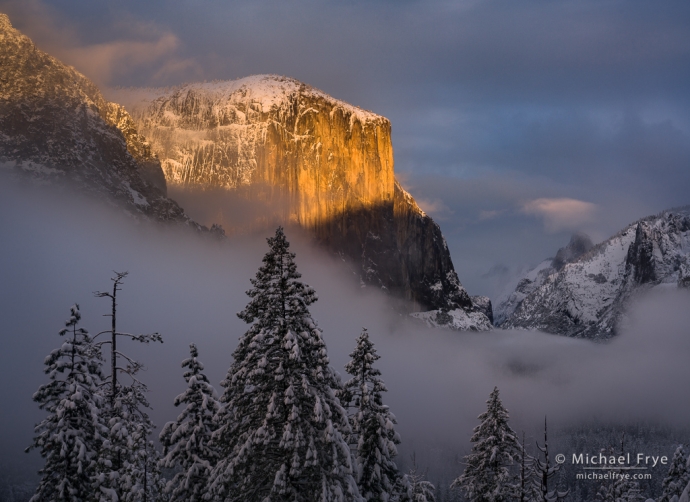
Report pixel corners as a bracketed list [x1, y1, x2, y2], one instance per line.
[96, 271, 127, 406]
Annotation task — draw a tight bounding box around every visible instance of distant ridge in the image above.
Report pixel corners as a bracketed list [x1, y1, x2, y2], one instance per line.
[497, 207, 690, 339]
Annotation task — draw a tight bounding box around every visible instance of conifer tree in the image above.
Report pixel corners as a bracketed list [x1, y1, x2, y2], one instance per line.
[596, 435, 644, 502]
[93, 381, 165, 502]
[527, 418, 568, 502]
[91, 272, 164, 502]
[160, 344, 221, 502]
[27, 304, 108, 502]
[659, 445, 689, 502]
[208, 227, 362, 502]
[451, 387, 521, 502]
[340, 328, 402, 502]
[516, 433, 541, 502]
[93, 382, 165, 502]
[116, 382, 166, 502]
[679, 456, 690, 502]
[596, 472, 644, 502]
[404, 454, 435, 502]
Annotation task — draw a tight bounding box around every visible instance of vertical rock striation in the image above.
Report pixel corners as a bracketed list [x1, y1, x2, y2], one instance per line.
[116, 76, 478, 313]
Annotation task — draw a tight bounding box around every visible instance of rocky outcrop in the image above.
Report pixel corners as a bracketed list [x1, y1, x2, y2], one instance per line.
[116, 76, 480, 313]
[410, 306, 493, 331]
[499, 208, 690, 339]
[679, 263, 690, 288]
[470, 296, 494, 325]
[494, 233, 593, 325]
[551, 232, 594, 271]
[0, 14, 193, 225]
[104, 102, 168, 195]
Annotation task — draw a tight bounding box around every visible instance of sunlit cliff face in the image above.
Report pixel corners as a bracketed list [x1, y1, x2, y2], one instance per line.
[112, 75, 474, 313]
[117, 75, 395, 230]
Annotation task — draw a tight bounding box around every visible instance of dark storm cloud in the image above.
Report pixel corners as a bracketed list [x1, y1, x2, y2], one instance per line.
[5, 0, 690, 99]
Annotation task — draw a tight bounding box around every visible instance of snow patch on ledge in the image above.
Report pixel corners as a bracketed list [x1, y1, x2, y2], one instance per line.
[123, 182, 149, 207]
[411, 308, 492, 332]
[108, 75, 384, 126]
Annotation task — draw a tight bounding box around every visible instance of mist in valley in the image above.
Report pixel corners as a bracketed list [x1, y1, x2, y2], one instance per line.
[1, 179, 689, 498]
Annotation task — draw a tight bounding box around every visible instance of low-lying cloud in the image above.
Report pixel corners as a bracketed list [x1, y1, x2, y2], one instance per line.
[1, 180, 688, 491]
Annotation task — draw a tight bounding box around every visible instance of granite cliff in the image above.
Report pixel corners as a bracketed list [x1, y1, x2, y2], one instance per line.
[115, 77, 478, 313]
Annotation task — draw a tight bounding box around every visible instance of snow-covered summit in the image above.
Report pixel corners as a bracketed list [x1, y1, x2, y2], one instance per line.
[111, 74, 392, 191]
[112, 74, 384, 128]
[499, 207, 690, 339]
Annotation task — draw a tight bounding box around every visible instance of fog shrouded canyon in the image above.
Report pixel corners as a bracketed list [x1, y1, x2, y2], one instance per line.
[2, 179, 690, 500]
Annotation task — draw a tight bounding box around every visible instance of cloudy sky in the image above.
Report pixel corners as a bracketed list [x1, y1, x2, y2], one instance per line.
[3, 0, 689, 296]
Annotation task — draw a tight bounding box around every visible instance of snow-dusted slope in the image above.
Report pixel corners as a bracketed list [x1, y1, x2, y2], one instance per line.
[0, 14, 196, 226]
[501, 209, 690, 339]
[494, 233, 593, 325]
[113, 76, 486, 318]
[411, 307, 493, 331]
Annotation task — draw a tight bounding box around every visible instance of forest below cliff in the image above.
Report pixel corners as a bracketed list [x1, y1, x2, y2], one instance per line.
[2, 182, 689, 502]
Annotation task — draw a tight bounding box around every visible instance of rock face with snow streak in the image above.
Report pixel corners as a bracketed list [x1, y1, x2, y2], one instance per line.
[494, 233, 593, 326]
[499, 208, 690, 339]
[0, 14, 193, 225]
[411, 307, 493, 332]
[116, 76, 478, 313]
[470, 296, 494, 324]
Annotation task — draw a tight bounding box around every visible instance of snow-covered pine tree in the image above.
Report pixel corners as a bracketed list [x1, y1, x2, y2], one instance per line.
[516, 433, 541, 502]
[116, 382, 166, 502]
[91, 272, 164, 502]
[208, 227, 362, 502]
[679, 456, 690, 502]
[404, 454, 435, 502]
[596, 435, 644, 502]
[659, 445, 689, 502]
[339, 328, 402, 502]
[451, 387, 521, 502]
[526, 418, 567, 502]
[596, 471, 644, 502]
[27, 304, 108, 502]
[160, 344, 221, 502]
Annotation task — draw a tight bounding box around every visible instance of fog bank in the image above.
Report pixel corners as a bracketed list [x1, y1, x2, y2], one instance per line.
[1, 180, 688, 487]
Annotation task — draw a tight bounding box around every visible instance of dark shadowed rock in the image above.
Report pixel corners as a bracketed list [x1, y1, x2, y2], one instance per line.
[551, 232, 594, 270]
